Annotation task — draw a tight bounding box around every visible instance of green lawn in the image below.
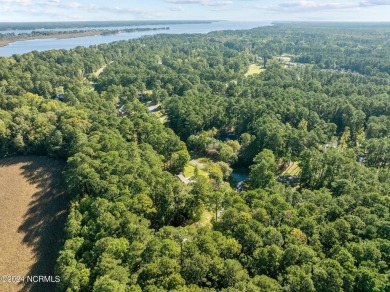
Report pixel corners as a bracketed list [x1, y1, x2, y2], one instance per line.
[195, 157, 212, 165]
[245, 64, 265, 77]
[183, 163, 208, 178]
[153, 110, 168, 123]
[281, 162, 301, 176]
[154, 110, 166, 119]
[198, 209, 213, 227]
[190, 208, 213, 228]
[154, 110, 162, 117]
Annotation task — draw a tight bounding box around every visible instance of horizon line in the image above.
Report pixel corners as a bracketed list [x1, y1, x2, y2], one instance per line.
[1, 20, 390, 24]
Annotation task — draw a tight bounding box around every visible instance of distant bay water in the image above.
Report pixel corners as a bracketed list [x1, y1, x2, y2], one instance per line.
[0, 21, 270, 57]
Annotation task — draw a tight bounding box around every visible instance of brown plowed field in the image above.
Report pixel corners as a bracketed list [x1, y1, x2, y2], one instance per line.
[0, 157, 68, 292]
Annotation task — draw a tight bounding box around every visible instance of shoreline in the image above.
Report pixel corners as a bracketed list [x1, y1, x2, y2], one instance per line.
[0, 28, 169, 48]
[0, 22, 270, 56]
[0, 31, 105, 47]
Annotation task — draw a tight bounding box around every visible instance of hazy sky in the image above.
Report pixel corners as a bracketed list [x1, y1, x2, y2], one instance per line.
[1, 0, 390, 22]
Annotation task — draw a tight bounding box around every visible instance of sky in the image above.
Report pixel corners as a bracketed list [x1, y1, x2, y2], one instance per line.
[0, 0, 390, 22]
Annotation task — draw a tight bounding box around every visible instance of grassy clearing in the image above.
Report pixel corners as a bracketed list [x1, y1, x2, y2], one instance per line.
[159, 117, 168, 123]
[154, 110, 163, 118]
[245, 64, 264, 77]
[196, 157, 212, 165]
[0, 156, 68, 292]
[183, 164, 195, 178]
[154, 110, 168, 123]
[281, 161, 301, 176]
[277, 56, 292, 62]
[145, 102, 168, 123]
[93, 61, 113, 77]
[191, 209, 213, 228]
[143, 89, 154, 95]
[93, 65, 107, 77]
[183, 163, 208, 178]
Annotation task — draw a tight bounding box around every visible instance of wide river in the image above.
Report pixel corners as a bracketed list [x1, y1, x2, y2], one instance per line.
[0, 21, 270, 57]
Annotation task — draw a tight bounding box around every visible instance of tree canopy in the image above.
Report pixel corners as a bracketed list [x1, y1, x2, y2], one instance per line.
[0, 22, 389, 291]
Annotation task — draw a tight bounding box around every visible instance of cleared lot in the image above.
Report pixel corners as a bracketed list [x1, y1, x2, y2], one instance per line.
[0, 156, 67, 292]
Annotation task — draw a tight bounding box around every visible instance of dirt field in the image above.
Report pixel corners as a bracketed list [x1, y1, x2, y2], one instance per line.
[0, 157, 68, 292]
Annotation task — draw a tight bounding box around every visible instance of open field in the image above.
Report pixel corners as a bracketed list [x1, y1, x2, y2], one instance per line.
[245, 64, 264, 76]
[0, 157, 68, 292]
[281, 161, 301, 176]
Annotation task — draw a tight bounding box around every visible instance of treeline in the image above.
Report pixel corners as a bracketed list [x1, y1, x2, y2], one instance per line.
[0, 23, 388, 291]
[101, 27, 169, 36]
[0, 27, 169, 39]
[221, 22, 390, 75]
[0, 27, 170, 46]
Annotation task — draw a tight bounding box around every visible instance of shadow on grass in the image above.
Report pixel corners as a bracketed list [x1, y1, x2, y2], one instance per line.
[0, 156, 68, 292]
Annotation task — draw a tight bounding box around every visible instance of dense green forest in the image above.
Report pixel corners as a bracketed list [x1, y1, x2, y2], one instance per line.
[0, 23, 389, 291]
